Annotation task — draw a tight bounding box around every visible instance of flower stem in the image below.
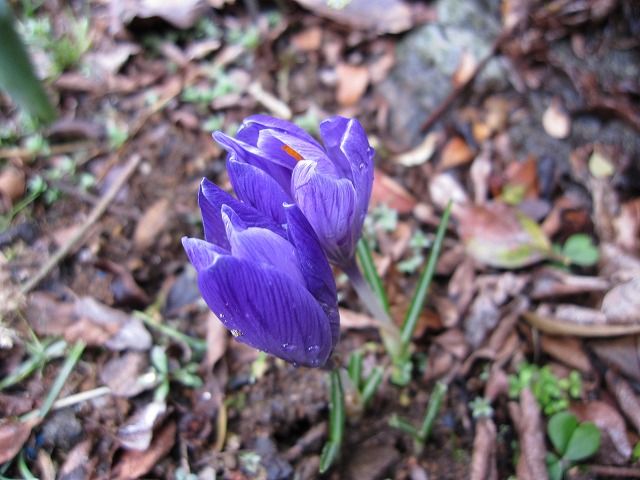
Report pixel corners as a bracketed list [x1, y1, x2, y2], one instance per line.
[343, 258, 402, 358]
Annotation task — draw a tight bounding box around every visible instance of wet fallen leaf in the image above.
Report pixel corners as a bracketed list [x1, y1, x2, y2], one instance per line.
[0, 418, 39, 464]
[440, 136, 475, 169]
[456, 202, 551, 269]
[335, 63, 369, 107]
[113, 421, 176, 479]
[133, 198, 171, 251]
[117, 401, 167, 451]
[292, 0, 415, 34]
[542, 97, 570, 139]
[394, 131, 440, 167]
[371, 168, 417, 213]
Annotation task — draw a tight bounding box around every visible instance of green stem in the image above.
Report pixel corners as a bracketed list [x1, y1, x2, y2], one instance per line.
[356, 239, 390, 313]
[343, 258, 402, 358]
[418, 381, 447, 441]
[319, 369, 345, 473]
[135, 312, 207, 354]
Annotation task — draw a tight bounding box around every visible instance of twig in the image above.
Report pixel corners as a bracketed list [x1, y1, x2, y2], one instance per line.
[585, 465, 640, 478]
[420, 26, 517, 133]
[19, 154, 142, 294]
[22, 385, 111, 420]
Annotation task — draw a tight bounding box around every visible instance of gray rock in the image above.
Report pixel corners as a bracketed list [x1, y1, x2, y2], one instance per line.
[379, 0, 504, 148]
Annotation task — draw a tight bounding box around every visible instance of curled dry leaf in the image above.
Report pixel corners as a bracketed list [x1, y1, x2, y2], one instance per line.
[117, 401, 167, 451]
[522, 310, 640, 337]
[292, 0, 414, 34]
[429, 172, 469, 211]
[113, 0, 207, 29]
[571, 401, 631, 462]
[113, 421, 176, 480]
[530, 267, 610, 300]
[394, 131, 441, 167]
[456, 202, 551, 269]
[470, 417, 497, 480]
[540, 335, 592, 373]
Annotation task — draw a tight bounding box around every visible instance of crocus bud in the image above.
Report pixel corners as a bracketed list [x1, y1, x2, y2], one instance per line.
[182, 178, 339, 367]
[213, 115, 374, 269]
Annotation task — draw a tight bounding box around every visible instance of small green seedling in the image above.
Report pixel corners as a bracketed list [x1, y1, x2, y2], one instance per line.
[632, 442, 640, 462]
[561, 234, 599, 267]
[546, 411, 600, 480]
[397, 229, 431, 274]
[509, 364, 582, 416]
[389, 381, 447, 453]
[469, 396, 493, 419]
[347, 349, 384, 408]
[151, 346, 203, 401]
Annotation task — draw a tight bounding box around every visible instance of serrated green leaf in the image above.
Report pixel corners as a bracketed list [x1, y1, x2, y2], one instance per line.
[563, 421, 600, 462]
[548, 411, 578, 455]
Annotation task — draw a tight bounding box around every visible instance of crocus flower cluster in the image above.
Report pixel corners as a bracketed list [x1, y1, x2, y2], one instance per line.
[183, 115, 374, 367]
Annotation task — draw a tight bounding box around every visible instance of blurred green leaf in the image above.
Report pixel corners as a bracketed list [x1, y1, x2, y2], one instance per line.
[562, 234, 599, 267]
[0, 0, 54, 121]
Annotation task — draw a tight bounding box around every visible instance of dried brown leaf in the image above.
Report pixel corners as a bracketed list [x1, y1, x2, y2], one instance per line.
[514, 389, 548, 480]
[291, 27, 323, 52]
[470, 417, 497, 480]
[540, 336, 592, 373]
[429, 173, 469, 211]
[133, 198, 171, 251]
[523, 310, 640, 337]
[530, 267, 609, 300]
[371, 168, 417, 213]
[590, 336, 640, 383]
[0, 166, 25, 204]
[292, 0, 415, 34]
[440, 136, 475, 169]
[601, 278, 640, 324]
[114, 0, 206, 29]
[394, 131, 441, 167]
[114, 421, 176, 479]
[336, 63, 369, 107]
[58, 440, 92, 480]
[0, 418, 38, 464]
[206, 312, 228, 369]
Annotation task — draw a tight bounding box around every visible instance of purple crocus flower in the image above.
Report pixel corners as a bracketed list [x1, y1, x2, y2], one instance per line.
[182, 178, 339, 367]
[213, 115, 374, 269]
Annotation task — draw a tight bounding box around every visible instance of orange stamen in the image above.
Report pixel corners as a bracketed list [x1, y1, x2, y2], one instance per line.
[282, 144, 304, 161]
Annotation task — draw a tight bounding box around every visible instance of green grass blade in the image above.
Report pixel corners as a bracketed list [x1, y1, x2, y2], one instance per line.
[361, 366, 383, 407]
[347, 350, 363, 388]
[356, 238, 390, 313]
[418, 381, 447, 441]
[400, 203, 452, 346]
[0, 1, 55, 122]
[36, 341, 84, 419]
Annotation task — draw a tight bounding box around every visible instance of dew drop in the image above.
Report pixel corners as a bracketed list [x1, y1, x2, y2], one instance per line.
[281, 343, 297, 352]
[358, 162, 365, 170]
[231, 329, 242, 337]
[307, 345, 320, 354]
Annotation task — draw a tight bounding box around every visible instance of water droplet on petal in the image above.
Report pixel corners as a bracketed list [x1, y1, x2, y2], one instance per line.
[307, 345, 320, 354]
[219, 313, 225, 319]
[309, 358, 321, 368]
[281, 343, 297, 353]
[358, 162, 365, 170]
[231, 329, 242, 338]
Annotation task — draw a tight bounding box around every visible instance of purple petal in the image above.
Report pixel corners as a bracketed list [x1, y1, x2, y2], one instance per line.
[284, 204, 340, 348]
[292, 160, 358, 265]
[242, 114, 322, 147]
[213, 131, 294, 192]
[198, 256, 333, 367]
[320, 117, 374, 216]
[199, 178, 284, 248]
[256, 129, 328, 168]
[221, 206, 304, 286]
[226, 159, 290, 225]
[182, 237, 227, 272]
